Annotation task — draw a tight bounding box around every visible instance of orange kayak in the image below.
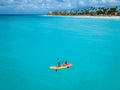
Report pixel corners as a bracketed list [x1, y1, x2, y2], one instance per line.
[49, 64, 72, 70]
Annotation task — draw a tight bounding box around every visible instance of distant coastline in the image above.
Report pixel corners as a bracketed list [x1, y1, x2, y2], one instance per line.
[47, 6, 120, 17]
[45, 15, 120, 19]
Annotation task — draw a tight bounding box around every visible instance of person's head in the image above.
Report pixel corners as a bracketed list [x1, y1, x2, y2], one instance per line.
[57, 58, 59, 60]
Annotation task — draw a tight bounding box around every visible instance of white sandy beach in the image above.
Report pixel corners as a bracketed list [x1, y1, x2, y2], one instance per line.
[45, 15, 120, 19]
[74, 16, 120, 19]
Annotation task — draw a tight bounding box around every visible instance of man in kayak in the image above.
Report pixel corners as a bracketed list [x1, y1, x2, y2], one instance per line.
[55, 58, 61, 72]
[57, 58, 61, 67]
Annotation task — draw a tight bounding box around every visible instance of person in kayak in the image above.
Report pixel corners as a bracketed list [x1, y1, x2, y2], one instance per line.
[55, 58, 61, 72]
[65, 59, 69, 65]
[57, 58, 61, 67]
[65, 59, 70, 68]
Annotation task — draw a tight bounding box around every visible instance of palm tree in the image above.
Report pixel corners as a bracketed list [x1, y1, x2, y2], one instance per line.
[46, 6, 120, 16]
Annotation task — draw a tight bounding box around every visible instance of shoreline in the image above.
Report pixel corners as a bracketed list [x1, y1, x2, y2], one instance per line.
[44, 15, 120, 19]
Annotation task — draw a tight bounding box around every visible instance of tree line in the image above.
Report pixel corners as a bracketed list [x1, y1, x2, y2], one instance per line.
[47, 6, 120, 16]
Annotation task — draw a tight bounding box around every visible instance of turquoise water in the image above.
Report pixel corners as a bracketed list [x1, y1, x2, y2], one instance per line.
[0, 15, 120, 90]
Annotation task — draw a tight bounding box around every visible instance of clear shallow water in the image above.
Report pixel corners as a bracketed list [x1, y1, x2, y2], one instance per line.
[0, 15, 120, 90]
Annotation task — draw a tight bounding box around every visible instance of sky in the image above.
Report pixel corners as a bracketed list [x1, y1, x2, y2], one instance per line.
[0, 0, 120, 14]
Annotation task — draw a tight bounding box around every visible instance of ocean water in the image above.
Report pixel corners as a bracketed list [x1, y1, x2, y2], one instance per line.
[0, 15, 120, 90]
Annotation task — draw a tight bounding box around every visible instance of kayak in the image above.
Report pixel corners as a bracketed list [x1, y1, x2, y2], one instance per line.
[49, 64, 72, 70]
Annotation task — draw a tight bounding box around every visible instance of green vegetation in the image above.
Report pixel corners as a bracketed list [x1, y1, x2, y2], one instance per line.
[47, 6, 120, 16]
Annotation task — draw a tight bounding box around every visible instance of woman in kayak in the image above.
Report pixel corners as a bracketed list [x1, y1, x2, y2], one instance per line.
[65, 59, 69, 65]
[65, 59, 70, 68]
